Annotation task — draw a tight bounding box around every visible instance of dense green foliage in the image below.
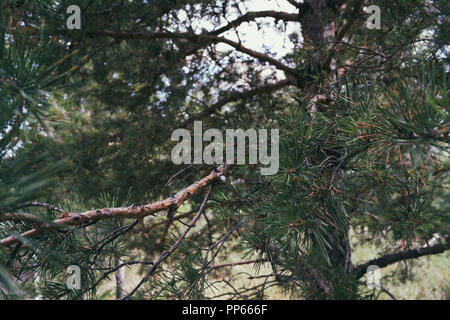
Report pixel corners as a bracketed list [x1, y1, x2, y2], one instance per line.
[0, 0, 448, 300]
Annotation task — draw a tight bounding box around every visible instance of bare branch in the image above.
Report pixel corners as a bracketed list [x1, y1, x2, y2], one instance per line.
[90, 31, 297, 78]
[122, 186, 214, 299]
[84, 260, 154, 298]
[18, 201, 65, 214]
[353, 242, 450, 279]
[210, 78, 294, 108]
[185, 78, 294, 124]
[336, 0, 364, 41]
[211, 11, 299, 35]
[0, 164, 231, 248]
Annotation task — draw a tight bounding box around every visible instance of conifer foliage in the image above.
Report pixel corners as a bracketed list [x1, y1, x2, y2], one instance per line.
[0, 0, 448, 299]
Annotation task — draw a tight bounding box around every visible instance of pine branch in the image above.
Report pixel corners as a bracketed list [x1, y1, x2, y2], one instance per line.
[0, 213, 45, 224]
[81, 261, 154, 298]
[185, 79, 294, 124]
[91, 221, 139, 266]
[353, 242, 450, 279]
[210, 11, 298, 35]
[208, 259, 268, 270]
[285, 0, 301, 9]
[122, 186, 214, 300]
[0, 164, 231, 248]
[89, 31, 297, 78]
[17, 201, 65, 214]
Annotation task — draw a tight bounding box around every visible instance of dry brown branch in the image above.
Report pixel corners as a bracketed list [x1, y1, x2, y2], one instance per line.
[0, 164, 231, 248]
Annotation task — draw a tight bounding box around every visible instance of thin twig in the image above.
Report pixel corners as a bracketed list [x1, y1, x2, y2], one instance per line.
[121, 186, 215, 300]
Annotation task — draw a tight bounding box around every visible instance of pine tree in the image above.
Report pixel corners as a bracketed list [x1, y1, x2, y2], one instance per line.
[0, 1, 83, 297]
[0, 0, 448, 300]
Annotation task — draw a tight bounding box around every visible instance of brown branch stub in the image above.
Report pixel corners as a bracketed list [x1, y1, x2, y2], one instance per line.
[18, 201, 65, 214]
[0, 164, 232, 248]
